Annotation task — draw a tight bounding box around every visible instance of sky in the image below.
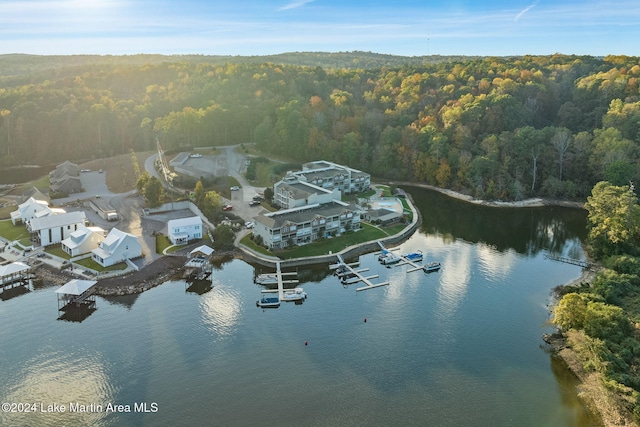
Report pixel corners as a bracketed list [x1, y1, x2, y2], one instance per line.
[0, 0, 638, 57]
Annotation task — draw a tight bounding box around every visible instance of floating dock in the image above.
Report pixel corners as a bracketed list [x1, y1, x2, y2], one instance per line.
[330, 254, 389, 292]
[256, 261, 304, 307]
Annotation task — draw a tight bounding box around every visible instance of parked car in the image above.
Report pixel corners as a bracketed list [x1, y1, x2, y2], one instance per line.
[190, 153, 202, 158]
[249, 200, 261, 207]
[223, 204, 233, 211]
[230, 186, 240, 191]
[252, 195, 264, 201]
[245, 221, 253, 229]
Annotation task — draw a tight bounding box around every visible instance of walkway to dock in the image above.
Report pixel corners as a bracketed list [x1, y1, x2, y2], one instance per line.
[544, 254, 592, 269]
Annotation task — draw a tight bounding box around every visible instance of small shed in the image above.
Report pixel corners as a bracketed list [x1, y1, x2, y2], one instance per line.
[55, 279, 97, 311]
[363, 208, 403, 226]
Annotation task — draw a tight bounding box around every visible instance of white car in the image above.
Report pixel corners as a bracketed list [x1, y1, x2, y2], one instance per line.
[230, 186, 240, 191]
[245, 222, 253, 229]
[190, 153, 202, 158]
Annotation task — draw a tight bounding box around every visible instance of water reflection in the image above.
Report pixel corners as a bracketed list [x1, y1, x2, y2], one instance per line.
[407, 186, 587, 255]
[0, 351, 113, 427]
[199, 279, 242, 337]
[476, 243, 519, 282]
[437, 243, 472, 317]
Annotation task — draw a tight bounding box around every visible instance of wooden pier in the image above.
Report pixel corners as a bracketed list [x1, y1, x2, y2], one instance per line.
[544, 254, 592, 269]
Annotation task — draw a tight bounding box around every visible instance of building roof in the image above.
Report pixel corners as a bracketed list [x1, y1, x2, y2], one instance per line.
[0, 262, 30, 278]
[168, 216, 202, 229]
[255, 201, 358, 230]
[93, 228, 139, 260]
[277, 180, 332, 200]
[62, 225, 104, 250]
[28, 211, 86, 232]
[189, 245, 214, 257]
[366, 208, 402, 220]
[22, 187, 50, 204]
[55, 279, 97, 295]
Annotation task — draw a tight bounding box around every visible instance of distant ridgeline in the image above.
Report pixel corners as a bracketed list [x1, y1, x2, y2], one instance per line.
[0, 52, 638, 201]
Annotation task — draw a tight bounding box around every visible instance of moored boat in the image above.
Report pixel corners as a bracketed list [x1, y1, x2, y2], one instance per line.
[423, 262, 441, 272]
[403, 250, 423, 262]
[281, 287, 307, 302]
[254, 273, 279, 285]
[256, 295, 280, 308]
[379, 253, 401, 265]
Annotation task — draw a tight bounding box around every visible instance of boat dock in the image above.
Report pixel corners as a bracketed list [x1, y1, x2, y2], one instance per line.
[257, 261, 304, 307]
[330, 254, 389, 292]
[544, 254, 592, 269]
[377, 241, 441, 273]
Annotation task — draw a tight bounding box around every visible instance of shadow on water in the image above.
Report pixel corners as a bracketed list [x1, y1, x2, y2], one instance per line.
[405, 186, 588, 255]
[549, 355, 604, 426]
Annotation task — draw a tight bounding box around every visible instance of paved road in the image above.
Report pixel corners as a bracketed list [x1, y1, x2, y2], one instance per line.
[143, 145, 269, 225]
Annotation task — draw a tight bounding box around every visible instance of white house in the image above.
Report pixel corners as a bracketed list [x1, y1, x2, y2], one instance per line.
[10, 197, 51, 225]
[27, 211, 87, 247]
[91, 228, 142, 267]
[167, 216, 203, 245]
[61, 225, 105, 257]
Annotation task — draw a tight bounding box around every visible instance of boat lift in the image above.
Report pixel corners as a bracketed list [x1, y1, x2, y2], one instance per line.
[329, 254, 389, 292]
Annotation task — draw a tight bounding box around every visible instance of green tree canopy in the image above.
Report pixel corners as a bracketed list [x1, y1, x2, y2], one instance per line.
[584, 181, 640, 256]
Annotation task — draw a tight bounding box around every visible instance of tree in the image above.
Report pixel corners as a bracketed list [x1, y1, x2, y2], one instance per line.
[584, 181, 640, 255]
[554, 293, 588, 330]
[194, 180, 205, 206]
[551, 128, 572, 181]
[211, 224, 235, 251]
[144, 176, 164, 208]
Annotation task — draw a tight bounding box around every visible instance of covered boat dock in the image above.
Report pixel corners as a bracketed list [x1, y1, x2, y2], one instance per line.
[55, 279, 98, 312]
[0, 261, 32, 288]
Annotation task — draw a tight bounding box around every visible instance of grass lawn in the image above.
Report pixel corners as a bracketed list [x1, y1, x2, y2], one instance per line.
[45, 245, 72, 259]
[0, 219, 30, 241]
[156, 234, 172, 254]
[74, 257, 127, 272]
[241, 222, 403, 259]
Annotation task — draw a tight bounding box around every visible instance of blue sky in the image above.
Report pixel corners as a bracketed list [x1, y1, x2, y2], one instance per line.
[1, 0, 638, 56]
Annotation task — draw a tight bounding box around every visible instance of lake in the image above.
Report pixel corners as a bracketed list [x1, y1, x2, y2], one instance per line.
[0, 187, 600, 426]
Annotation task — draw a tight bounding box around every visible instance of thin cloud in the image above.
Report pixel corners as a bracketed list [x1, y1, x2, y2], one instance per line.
[278, 0, 314, 12]
[515, 2, 537, 22]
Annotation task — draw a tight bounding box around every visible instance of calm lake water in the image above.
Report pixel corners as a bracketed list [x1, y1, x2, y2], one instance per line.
[0, 187, 600, 426]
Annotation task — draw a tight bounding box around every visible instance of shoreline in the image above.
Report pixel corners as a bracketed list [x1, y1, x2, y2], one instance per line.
[545, 267, 637, 427]
[389, 181, 585, 209]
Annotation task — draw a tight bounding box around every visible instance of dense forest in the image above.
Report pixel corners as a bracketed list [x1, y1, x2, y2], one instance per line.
[1, 52, 639, 201]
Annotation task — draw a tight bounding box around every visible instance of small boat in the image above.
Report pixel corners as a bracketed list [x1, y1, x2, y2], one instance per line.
[403, 250, 423, 262]
[256, 295, 280, 308]
[281, 287, 307, 302]
[377, 249, 392, 262]
[379, 253, 401, 265]
[423, 262, 441, 272]
[254, 273, 279, 285]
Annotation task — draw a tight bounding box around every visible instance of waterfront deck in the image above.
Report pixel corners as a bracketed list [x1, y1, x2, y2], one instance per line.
[544, 254, 592, 269]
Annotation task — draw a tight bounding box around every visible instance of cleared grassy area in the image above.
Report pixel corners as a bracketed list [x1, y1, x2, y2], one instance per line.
[0, 219, 30, 241]
[45, 245, 72, 259]
[74, 257, 127, 272]
[241, 222, 403, 259]
[156, 234, 172, 254]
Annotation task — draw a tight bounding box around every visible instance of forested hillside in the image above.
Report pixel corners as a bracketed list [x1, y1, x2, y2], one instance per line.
[1, 52, 638, 201]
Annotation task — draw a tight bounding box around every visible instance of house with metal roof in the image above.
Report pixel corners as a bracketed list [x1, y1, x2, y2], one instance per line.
[27, 211, 87, 247]
[91, 228, 142, 267]
[61, 225, 106, 257]
[10, 197, 51, 225]
[252, 201, 361, 250]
